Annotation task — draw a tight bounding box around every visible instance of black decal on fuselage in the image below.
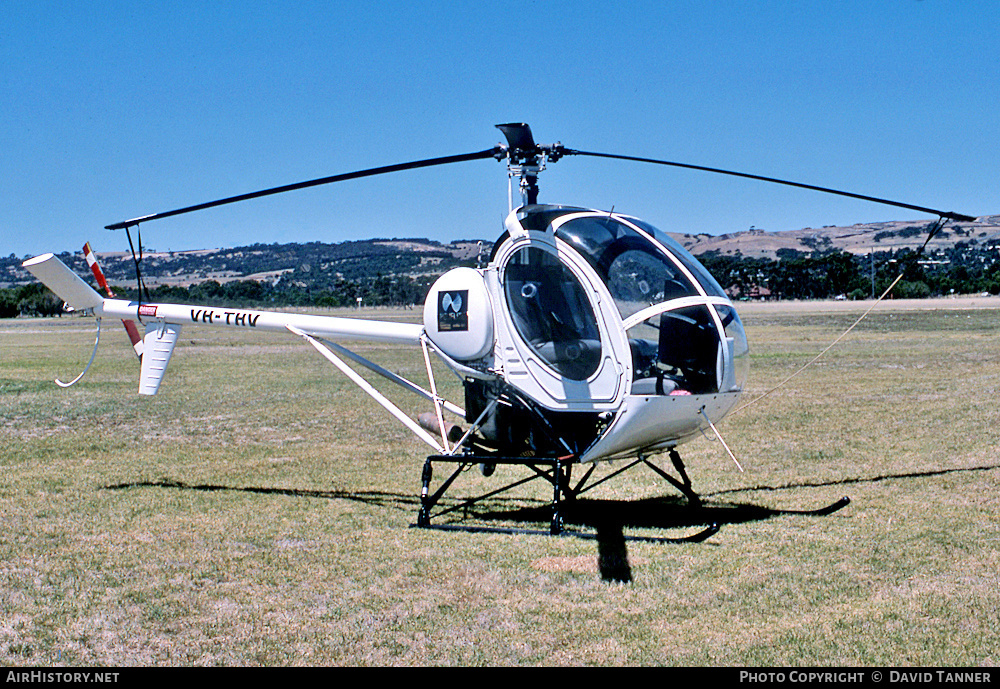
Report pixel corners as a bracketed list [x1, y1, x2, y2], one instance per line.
[191, 308, 258, 327]
[438, 290, 469, 332]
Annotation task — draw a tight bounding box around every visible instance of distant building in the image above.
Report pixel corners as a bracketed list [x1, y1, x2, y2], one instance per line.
[726, 284, 773, 301]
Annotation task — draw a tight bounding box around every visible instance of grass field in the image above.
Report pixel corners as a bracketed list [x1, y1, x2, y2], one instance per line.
[1, 299, 998, 666]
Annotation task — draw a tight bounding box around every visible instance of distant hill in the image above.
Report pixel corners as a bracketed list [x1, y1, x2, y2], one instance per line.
[4, 215, 998, 295]
[675, 214, 1000, 260]
[2, 238, 487, 288]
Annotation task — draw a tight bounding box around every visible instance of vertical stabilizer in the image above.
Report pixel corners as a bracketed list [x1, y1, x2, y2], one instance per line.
[139, 323, 181, 395]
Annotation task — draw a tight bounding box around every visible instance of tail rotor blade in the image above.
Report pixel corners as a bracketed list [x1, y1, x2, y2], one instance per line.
[83, 242, 144, 360]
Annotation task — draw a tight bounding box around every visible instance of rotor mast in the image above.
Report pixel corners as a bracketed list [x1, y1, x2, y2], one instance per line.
[495, 123, 565, 209]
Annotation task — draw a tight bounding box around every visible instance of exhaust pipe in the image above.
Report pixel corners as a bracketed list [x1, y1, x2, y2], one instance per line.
[418, 412, 495, 475]
[417, 412, 464, 443]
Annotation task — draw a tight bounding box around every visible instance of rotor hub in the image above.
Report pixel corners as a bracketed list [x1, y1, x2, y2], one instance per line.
[495, 123, 565, 208]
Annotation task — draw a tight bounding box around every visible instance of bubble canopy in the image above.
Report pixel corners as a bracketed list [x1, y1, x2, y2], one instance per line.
[507, 206, 749, 396]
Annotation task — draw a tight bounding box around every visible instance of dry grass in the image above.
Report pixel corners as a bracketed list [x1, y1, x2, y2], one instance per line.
[1, 302, 998, 666]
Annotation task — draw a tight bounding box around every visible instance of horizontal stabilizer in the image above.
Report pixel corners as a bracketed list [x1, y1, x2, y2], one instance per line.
[22, 254, 104, 312]
[139, 322, 181, 395]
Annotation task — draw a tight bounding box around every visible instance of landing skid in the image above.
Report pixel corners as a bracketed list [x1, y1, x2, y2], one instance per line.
[414, 450, 721, 542]
[647, 449, 852, 518]
[412, 522, 721, 544]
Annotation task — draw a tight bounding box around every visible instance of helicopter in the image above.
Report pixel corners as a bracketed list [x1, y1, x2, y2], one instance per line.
[22, 123, 976, 541]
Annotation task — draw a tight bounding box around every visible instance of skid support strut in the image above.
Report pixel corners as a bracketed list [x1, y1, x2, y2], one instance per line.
[550, 457, 569, 535]
[641, 448, 701, 507]
[417, 454, 577, 535]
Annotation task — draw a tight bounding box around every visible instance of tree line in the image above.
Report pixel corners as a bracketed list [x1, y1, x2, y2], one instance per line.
[699, 244, 1000, 301]
[3, 244, 998, 318]
[0, 271, 444, 317]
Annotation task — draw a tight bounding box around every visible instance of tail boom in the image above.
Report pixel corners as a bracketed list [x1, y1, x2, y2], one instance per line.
[98, 299, 424, 344]
[24, 252, 424, 396]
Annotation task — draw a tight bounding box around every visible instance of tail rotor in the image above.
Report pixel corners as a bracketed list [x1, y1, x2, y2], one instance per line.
[83, 242, 144, 361]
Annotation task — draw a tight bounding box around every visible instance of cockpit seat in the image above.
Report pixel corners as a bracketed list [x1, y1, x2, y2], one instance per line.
[630, 375, 679, 396]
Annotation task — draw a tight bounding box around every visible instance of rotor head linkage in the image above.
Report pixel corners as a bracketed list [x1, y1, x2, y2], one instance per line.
[495, 123, 566, 208]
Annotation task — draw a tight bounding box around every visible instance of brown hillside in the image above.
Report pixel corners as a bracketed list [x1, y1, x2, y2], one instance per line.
[673, 214, 1000, 259]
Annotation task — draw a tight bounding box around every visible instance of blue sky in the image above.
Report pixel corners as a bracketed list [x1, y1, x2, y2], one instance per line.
[3, 1, 997, 257]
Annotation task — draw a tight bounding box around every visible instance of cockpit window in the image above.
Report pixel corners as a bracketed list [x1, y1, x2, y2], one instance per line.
[554, 215, 720, 320]
[503, 246, 603, 381]
[604, 242, 699, 318]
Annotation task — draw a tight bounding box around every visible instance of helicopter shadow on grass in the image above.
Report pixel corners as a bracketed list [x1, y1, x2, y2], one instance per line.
[104, 478, 423, 513]
[103, 478, 709, 583]
[703, 463, 1000, 500]
[99, 478, 835, 584]
[105, 478, 747, 582]
[104, 461, 997, 583]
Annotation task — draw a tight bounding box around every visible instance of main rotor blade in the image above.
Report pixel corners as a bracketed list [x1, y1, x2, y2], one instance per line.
[563, 148, 977, 223]
[105, 147, 503, 230]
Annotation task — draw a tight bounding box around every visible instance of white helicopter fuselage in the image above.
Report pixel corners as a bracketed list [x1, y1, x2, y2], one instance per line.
[423, 205, 749, 462]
